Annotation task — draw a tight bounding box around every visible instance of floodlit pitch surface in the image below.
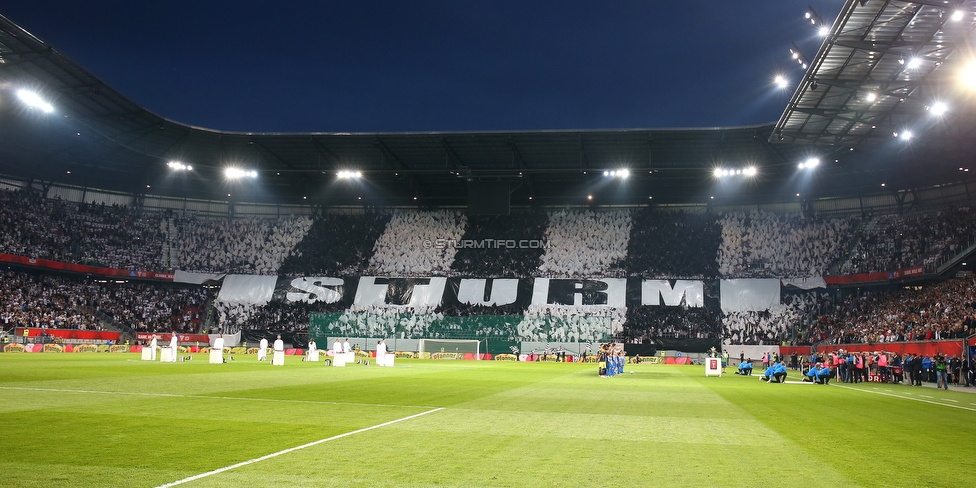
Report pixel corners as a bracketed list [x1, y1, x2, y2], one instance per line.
[1, 355, 974, 487]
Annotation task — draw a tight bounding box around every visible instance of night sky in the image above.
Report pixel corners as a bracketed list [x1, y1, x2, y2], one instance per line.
[3, 1, 842, 133]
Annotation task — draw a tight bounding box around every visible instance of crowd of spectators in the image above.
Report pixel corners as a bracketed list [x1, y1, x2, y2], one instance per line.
[716, 211, 855, 278]
[517, 303, 624, 342]
[0, 269, 208, 333]
[723, 292, 828, 346]
[450, 212, 548, 277]
[0, 189, 165, 270]
[278, 212, 390, 276]
[1, 269, 100, 330]
[838, 206, 976, 274]
[537, 210, 631, 278]
[215, 299, 347, 333]
[175, 214, 312, 275]
[622, 306, 723, 342]
[368, 210, 467, 276]
[94, 281, 208, 334]
[625, 209, 722, 278]
[802, 278, 976, 345]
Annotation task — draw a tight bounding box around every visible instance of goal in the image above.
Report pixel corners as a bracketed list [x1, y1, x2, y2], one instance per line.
[418, 339, 480, 360]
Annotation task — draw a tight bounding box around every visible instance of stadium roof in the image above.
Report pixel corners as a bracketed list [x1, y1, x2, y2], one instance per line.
[774, 0, 976, 148]
[0, 10, 975, 208]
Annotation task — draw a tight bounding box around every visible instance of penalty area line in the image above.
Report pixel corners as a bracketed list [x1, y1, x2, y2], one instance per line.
[155, 407, 444, 488]
[832, 384, 976, 412]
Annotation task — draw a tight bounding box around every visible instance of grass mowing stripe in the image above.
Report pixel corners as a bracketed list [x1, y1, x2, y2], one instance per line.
[154, 407, 444, 488]
[832, 384, 976, 412]
[0, 385, 437, 409]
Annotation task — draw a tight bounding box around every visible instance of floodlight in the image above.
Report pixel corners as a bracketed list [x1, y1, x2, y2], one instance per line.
[619, 169, 629, 178]
[961, 61, 976, 88]
[865, 92, 877, 102]
[225, 167, 257, 179]
[902, 130, 913, 140]
[818, 26, 830, 37]
[907, 57, 922, 69]
[16, 89, 54, 113]
[930, 102, 948, 116]
[951, 10, 964, 21]
[336, 170, 363, 179]
[167, 161, 192, 171]
[713, 168, 723, 178]
[603, 170, 610, 176]
[744, 166, 757, 176]
[774, 75, 788, 89]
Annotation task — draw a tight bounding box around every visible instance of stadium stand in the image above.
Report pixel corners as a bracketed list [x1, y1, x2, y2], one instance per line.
[278, 211, 390, 276]
[801, 278, 976, 345]
[837, 206, 976, 274]
[0, 269, 208, 334]
[174, 214, 312, 275]
[537, 209, 631, 278]
[625, 209, 722, 278]
[0, 189, 165, 270]
[622, 306, 723, 342]
[368, 210, 467, 276]
[449, 211, 548, 277]
[717, 210, 856, 278]
[7, 182, 976, 347]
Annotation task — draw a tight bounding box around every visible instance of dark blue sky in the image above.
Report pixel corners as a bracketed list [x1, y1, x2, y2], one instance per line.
[4, 1, 842, 133]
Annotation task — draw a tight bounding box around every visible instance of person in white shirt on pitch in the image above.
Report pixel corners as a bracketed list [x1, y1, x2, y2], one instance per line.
[272, 335, 285, 366]
[257, 337, 268, 361]
[149, 334, 158, 361]
[307, 339, 319, 362]
[333, 338, 342, 355]
[168, 332, 179, 362]
[210, 334, 225, 364]
[343, 338, 352, 354]
[375, 339, 386, 366]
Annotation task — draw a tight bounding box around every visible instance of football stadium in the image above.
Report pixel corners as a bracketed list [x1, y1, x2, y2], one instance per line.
[2, 1, 976, 486]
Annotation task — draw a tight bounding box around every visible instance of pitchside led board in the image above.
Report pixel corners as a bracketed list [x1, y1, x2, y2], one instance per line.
[705, 357, 722, 377]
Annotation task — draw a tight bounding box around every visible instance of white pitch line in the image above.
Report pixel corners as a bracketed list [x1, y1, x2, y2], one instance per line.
[942, 399, 958, 402]
[0, 386, 437, 409]
[833, 384, 976, 412]
[155, 407, 443, 488]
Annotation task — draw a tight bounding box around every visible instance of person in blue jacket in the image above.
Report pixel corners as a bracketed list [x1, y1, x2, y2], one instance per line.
[772, 361, 788, 383]
[817, 364, 832, 384]
[804, 363, 819, 382]
[760, 365, 776, 382]
[736, 359, 753, 375]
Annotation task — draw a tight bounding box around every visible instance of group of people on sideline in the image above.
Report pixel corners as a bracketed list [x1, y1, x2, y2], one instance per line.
[734, 349, 973, 389]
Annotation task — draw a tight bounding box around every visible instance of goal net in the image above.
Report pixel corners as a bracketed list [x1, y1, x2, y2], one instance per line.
[418, 339, 480, 360]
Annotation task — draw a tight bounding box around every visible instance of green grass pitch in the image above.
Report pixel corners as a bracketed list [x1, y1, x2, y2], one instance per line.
[1, 353, 974, 487]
